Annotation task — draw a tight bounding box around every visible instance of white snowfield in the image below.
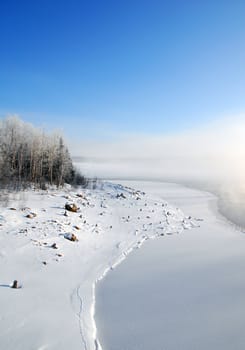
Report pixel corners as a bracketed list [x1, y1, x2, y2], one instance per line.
[0, 182, 200, 350]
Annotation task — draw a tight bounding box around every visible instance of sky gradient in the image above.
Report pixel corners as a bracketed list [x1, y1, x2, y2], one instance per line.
[1, 0, 245, 140]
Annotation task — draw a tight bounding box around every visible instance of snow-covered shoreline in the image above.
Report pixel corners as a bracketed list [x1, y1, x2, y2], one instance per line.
[0, 181, 200, 350]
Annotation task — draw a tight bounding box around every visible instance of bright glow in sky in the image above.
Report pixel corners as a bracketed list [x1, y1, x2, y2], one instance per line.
[1, 0, 245, 140]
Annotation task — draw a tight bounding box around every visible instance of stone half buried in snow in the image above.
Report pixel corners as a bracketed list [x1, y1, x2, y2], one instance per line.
[11, 280, 18, 288]
[51, 243, 58, 249]
[116, 193, 126, 199]
[26, 212, 37, 219]
[65, 203, 79, 212]
[11, 280, 22, 289]
[64, 233, 78, 242]
[76, 193, 87, 200]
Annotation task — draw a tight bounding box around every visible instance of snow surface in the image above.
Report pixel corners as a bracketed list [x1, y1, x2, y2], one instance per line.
[96, 181, 245, 350]
[0, 182, 199, 350]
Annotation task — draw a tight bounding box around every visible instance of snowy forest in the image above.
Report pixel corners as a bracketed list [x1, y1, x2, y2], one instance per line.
[0, 116, 86, 189]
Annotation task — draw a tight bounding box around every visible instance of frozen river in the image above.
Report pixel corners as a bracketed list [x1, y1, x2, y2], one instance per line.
[95, 181, 245, 350]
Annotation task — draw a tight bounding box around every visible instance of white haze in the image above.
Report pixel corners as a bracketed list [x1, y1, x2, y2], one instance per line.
[71, 115, 245, 227]
[72, 116, 245, 181]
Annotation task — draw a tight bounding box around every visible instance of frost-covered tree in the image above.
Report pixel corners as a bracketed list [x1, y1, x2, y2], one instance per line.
[0, 116, 86, 189]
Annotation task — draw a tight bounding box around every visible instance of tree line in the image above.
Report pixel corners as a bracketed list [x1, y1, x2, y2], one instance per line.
[0, 116, 86, 189]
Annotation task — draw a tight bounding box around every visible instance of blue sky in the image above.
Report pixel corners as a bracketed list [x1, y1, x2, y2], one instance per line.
[1, 0, 245, 140]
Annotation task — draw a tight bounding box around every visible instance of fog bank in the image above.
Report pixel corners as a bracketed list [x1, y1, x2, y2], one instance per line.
[73, 116, 245, 182]
[72, 115, 245, 228]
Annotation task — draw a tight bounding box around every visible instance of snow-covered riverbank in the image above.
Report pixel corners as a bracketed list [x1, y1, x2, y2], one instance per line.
[0, 182, 198, 350]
